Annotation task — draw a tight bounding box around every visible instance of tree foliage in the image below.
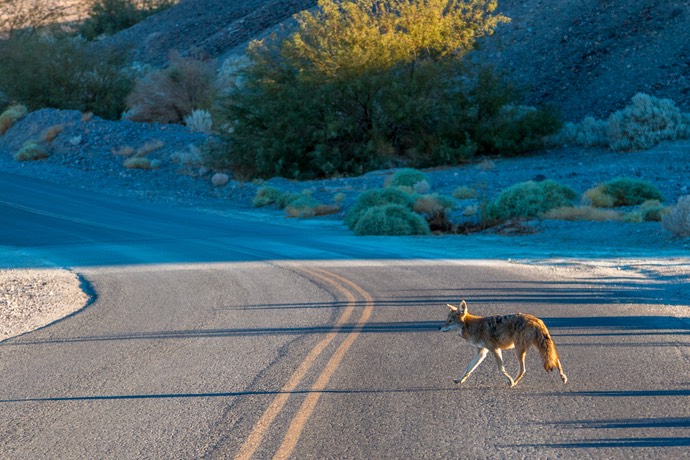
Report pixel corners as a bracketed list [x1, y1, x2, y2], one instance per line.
[218, 0, 556, 179]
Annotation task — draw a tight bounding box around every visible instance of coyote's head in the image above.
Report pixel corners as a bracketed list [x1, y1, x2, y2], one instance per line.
[440, 300, 468, 332]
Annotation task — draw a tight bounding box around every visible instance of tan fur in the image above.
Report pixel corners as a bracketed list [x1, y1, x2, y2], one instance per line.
[440, 300, 567, 387]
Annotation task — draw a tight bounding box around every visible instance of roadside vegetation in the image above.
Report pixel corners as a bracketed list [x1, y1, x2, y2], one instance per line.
[0, 0, 688, 238]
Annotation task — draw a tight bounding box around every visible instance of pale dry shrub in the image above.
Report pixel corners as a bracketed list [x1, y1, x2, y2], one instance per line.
[0, 104, 28, 135]
[608, 93, 688, 151]
[184, 109, 213, 133]
[661, 195, 690, 236]
[553, 116, 609, 147]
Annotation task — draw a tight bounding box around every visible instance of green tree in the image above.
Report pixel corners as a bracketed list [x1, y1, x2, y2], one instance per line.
[220, 0, 522, 179]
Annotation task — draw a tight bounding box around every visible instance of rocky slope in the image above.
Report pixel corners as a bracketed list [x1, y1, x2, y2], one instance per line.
[98, 0, 690, 120]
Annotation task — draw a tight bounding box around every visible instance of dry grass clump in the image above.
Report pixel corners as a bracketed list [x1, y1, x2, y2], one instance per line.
[0, 104, 28, 135]
[123, 156, 160, 169]
[40, 124, 64, 143]
[544, 206, 622, 222]
[13, 140, 48, 161]
[661, 195, 690, 236]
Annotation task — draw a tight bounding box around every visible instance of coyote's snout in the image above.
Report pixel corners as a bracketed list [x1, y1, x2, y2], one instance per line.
[440, 300, 567, 387]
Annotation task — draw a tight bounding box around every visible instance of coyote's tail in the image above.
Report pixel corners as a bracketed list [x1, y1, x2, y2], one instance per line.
[535, 323, 567, 384]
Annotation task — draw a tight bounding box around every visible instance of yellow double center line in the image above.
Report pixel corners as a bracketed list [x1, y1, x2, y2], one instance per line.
[235, 267, 373, 460]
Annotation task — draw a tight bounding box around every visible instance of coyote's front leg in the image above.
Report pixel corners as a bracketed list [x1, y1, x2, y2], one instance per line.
[455, 348, 488, 384]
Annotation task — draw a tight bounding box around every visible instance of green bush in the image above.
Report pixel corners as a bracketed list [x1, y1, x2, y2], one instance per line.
[353, 204, 430, 236]
[585, 177, 664, 208]
[488, 180, 577, 221]
[0, 34, 132, 119]
[79, 0, 177, 40]
[213, 0, 562, 179]
[344, 188, 415, 230]
[385, 168, 430, 190]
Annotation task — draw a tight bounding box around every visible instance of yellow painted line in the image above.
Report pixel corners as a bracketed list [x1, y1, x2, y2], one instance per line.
[273, 268, 374, 460]
[234, 268, 360, 460]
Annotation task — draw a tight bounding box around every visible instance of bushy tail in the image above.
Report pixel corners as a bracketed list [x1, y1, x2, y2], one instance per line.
[536, 324, 568, 384]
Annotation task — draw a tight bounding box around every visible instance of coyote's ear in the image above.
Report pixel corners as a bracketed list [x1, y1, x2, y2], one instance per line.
[459, 300, 468, 316]
[447, 303, 458, 312]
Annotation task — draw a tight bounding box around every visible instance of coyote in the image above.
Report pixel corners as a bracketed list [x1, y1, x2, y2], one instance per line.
[440, 301, 567, 387]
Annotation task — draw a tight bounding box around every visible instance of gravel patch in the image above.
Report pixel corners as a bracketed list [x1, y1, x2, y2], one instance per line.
[0, 269, 90, 342]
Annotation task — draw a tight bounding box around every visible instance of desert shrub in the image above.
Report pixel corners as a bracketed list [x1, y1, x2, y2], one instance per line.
[126, 52, 217, 124]
[0, 103, 28, 135]
[468, 96, 562, 155]
[214, 0, 561, 179]
[662, 195, 690, 237]
[414, 193, 457, 231]
[488, 179, 577, 221]
[608, 93, 688, 151]
[344, 187, 415, 230]
[79, 0, 177, 40]
[253, 186, 285, 207]
[453, 185, 477, 200]
[184, 109, 213, 133]
[543, 206, 622, 222]
[552, 116, 609, 148]
[584, 177, 664, 208]
[13, 140, 48, 161]
[353, 204, 430, 236]
[623, 200, 666, 223]
[0, 34, 132, 119]
[385, 168, 430, 190]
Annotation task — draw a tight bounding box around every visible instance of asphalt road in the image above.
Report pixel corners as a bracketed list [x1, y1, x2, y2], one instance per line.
[1, 172, 689, 459]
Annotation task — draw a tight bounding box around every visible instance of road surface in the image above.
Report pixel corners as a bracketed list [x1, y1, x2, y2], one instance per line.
[1, 172, 689, 458]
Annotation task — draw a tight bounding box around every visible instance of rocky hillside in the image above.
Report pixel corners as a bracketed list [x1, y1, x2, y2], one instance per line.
[97, 0, 690, 121]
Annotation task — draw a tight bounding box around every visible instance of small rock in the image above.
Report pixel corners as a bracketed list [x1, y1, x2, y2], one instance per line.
[211, 173, 229, 187]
